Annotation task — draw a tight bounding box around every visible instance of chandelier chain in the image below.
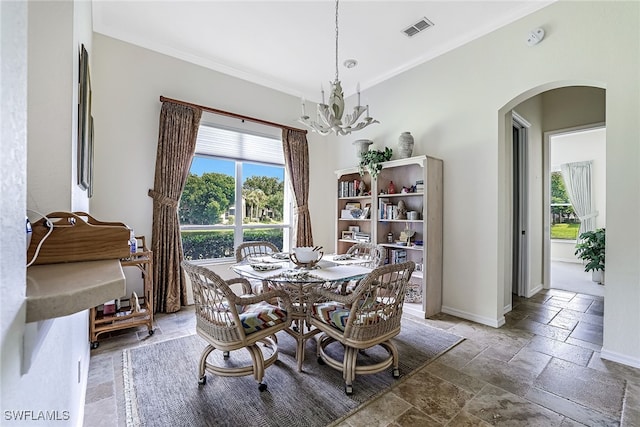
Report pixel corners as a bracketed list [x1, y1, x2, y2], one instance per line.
[335, 0, 339, 82]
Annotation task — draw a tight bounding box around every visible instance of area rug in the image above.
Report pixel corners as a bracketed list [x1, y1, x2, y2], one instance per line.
[123, 317, 463, 427]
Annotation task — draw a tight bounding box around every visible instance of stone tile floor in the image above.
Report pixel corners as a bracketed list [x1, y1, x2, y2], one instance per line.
[84, 288, 640, 426]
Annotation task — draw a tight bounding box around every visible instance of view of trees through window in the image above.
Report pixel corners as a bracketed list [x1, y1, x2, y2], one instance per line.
[180, 156, 287, 260]
[550, 171, 579, 240]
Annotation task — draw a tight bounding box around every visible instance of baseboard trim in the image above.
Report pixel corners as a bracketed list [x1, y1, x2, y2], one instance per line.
[442, 306, 505, 328]
[503, 304, 512, 315]
[553, 257, 582, 264]
[528, 284, 543, 297]
[600, 348, 640, 369]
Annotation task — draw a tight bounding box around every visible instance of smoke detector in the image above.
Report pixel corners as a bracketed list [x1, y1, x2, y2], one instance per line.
[526, 28, 545, 46]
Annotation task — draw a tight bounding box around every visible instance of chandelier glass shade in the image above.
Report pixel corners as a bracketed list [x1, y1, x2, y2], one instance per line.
[298, 0, 379, 136]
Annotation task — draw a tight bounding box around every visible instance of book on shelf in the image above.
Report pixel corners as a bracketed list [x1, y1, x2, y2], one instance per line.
[388, 249, 407, 264]
[353, 232, 371, 243]
[338, 179, 362, 197]
[378, 198, 390, 219]
[378, 198, 401, 220]
[387, 205, 398, 220]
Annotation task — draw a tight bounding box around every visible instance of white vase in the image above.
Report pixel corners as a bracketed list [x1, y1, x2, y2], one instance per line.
[397, 132, 414, 158]
[353, 139, 373, 159]
[592, 270, 605, 285]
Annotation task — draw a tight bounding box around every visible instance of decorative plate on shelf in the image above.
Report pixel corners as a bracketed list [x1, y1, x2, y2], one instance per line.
[350, 208, 363, 218]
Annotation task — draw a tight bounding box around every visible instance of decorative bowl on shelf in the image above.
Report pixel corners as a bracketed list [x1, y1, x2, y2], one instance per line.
[350, 208, 363, 219]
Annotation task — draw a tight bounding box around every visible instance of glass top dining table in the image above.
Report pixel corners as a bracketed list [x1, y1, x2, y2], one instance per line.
[231, 254, 373, 372]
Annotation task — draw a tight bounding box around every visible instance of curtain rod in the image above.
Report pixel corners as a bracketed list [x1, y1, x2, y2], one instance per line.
[159, 96, 307, 134]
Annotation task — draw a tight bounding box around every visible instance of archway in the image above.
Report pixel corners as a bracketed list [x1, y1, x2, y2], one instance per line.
[497, 82, 606, 318]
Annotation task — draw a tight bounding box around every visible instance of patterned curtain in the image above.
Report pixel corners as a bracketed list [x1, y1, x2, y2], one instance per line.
[148, 101, 202, 313]
[282, 129, 313, 247]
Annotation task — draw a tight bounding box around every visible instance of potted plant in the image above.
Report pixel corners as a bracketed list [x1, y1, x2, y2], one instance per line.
[359, 147, 392, 180]
[574, 228, 605, 284]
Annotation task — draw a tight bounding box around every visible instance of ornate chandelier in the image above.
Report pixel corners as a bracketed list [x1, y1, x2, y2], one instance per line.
[298, 0, 379, 136]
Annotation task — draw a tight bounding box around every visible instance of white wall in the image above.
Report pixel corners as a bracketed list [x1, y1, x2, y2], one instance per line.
[1, 1, 94, 425]
[0, 0, 28, 345]
[0, 0, 30, 420]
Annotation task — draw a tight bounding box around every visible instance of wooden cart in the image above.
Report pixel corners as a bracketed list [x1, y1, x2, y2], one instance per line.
[89, 236, 154, 348]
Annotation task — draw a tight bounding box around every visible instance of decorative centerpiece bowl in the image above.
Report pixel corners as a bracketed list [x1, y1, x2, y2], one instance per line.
[350, 208, 363, 219]
[290, 246, 323, 269]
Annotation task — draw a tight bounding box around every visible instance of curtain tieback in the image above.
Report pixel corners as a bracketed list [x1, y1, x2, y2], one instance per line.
[578, 211, 599, 221]
[296, 204, 308, 214]
[148, 189, 179, 208]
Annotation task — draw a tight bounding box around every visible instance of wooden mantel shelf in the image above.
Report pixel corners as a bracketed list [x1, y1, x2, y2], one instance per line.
[26, 259, 125, 323]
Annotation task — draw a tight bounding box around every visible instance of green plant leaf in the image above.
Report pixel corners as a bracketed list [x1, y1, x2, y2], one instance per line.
[359, 147, 393, 179]
[574, 228, 605, 272]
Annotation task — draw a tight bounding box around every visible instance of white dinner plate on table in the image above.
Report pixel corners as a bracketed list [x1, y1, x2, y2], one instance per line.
[251, 263, 282, 272]
[271, 252, 289, 260]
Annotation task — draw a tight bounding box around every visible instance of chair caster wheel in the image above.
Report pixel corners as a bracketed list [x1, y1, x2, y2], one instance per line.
[90, 341, 99, 350]
[223, 351, 230, 359]
[317, 356, 326, 365]
[344, 384, 353, 395]
[393, 368, 400, 378]
[258, 382, 267, 392]
[198, 376, 206, 385]
[148, 329, 154, 336]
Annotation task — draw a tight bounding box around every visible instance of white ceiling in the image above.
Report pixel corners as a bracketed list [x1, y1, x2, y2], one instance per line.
[93, 1, 554, 102]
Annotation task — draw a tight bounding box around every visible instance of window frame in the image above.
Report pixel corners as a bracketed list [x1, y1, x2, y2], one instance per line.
[549, 169, 579, 241]
[180, 122, 292, 264]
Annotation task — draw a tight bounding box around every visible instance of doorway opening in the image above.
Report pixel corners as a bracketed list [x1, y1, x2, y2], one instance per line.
[512, 112, 530, 297]
[547, 126, 606, 297]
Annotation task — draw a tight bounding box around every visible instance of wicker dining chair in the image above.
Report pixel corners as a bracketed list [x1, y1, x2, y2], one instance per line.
[181, 261, 293, 391]
[346, 242, 386, 268]
[235, 241, 280, 294]
[339, 243, 386, 294]
[308, 261, 415, 395]
[235, 241, 279, 263]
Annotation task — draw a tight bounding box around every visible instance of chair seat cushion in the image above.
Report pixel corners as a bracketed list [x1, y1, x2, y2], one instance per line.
[313, 299, 391, 332]
[312, 302, 350, 331]
[239, 301, 287, 335]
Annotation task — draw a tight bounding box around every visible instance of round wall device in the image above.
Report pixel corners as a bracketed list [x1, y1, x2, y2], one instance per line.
[527, 28, 545, 46]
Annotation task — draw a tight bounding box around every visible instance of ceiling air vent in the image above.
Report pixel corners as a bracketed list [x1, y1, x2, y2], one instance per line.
[402, 17, 434, 38]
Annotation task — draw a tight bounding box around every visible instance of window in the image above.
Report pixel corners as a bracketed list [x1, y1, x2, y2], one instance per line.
[550, 171, 579, 240]
[180, 120, 291, 261]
